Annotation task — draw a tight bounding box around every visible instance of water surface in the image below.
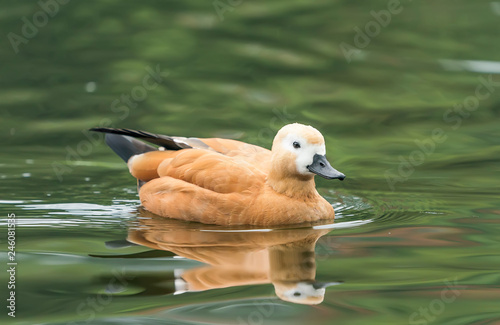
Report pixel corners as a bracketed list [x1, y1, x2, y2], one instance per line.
[1, 1, 500, 324]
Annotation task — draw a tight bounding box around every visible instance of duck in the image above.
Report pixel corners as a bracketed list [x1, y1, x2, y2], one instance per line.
[90, 123, 345, 226]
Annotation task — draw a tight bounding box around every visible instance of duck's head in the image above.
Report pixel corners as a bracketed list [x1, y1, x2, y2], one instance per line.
[274, 281, 342, 305]
[271, 123, 345, 181]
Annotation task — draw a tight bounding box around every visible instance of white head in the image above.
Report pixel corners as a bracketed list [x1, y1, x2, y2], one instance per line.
[274, 281, 342, 305]
[271, 123, 345, 180]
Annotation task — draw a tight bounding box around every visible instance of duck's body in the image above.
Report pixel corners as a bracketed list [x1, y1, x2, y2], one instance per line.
[91, 123, 345, 226]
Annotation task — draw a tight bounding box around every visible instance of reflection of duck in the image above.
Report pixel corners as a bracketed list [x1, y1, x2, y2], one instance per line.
[122, 210, 341, 305]
[91, 123, 345, 225]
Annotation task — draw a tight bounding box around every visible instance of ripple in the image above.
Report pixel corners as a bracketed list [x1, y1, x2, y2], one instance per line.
[4, 192, 376, 231]
[0, 200, 26, 204]
[313, 219, 373, 230]
[17, 201, 138, 216]
[0, 200, 140, 228]
[159, 298, 309, 325]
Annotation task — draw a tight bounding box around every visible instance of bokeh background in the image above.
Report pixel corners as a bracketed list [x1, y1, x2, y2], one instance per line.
[1, 1, 500, 324]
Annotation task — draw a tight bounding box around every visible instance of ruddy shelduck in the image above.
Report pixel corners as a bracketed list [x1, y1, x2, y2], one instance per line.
[91, 123, 345, 225]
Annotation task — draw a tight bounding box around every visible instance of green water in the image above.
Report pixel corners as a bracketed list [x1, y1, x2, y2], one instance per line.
[1, 1, 500, 324]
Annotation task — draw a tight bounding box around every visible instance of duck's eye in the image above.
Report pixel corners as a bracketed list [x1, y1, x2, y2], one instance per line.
[293, 292, 301, 297]
[293, 141, 301, 149]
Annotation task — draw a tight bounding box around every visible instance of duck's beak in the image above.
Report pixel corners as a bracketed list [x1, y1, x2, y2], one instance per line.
[307, 154, 345, 180]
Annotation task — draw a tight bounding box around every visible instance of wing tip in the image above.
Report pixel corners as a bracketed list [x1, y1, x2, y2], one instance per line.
[104, 133, 156, 162]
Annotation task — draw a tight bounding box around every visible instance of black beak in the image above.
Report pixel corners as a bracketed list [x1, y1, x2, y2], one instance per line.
[311, 281, 343, 289]
[307, 154, 345, 180]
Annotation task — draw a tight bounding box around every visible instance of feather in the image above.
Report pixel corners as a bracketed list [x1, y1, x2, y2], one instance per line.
[90, 127, 192, 150]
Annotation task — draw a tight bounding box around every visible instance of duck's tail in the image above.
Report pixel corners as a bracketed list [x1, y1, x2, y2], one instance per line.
[90, 127, 193, 162]
[89, 129, 155, 162]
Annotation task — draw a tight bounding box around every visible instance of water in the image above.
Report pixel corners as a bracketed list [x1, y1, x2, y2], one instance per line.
[1, 1, 500, 324]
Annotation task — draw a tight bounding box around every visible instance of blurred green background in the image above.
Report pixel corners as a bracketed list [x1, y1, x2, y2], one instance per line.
[1, 1, 499, 324]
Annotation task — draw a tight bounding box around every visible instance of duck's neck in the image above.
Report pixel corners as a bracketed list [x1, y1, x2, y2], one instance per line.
[266, 165, 318, 199]
[268, 239, 318, 283]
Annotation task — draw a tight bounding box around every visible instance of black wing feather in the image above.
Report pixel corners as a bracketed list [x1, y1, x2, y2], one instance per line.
[104, 133, 156, 162]
[90, 127, 191, 150]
